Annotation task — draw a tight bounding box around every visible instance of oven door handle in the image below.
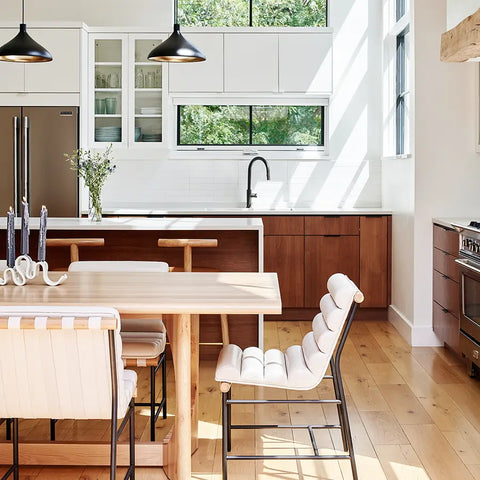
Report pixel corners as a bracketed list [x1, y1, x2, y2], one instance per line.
[455, 258, 480, 275]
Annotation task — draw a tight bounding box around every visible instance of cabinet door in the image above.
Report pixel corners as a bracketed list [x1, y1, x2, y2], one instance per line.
[359, 216, 389, 307]
[169, 34, 223, 92]
[279, 33, 332, 93]
[25, 29, 80, 92]
[265, 235, 304, 307]
[0, 29, 25, 92]
[224, 34, 278, 92]
[433, 301, 460, 354]
[305, 236, 360, 307]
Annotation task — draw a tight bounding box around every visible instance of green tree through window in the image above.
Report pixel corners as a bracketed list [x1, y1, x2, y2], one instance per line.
[178, 0, 327, 27]
[178, 105, 324, 146]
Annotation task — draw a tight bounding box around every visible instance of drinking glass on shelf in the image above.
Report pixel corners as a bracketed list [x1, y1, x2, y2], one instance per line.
[95, 98, 106, 114]
[108, 72, 120, 88]
[155, 70, 162, 88]
[135, 69, 144, 88]
[146, 71, 155, 88]
[105, 98, 117, 115]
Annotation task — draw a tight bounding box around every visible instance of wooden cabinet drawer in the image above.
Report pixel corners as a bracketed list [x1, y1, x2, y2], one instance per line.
[433, 224, 459, 255]
[433, 301, 460, 353]
[433, 270, 459, 317]
[262, 216, 304, 235]
[433, 247, 458, 281]
[305, 216, 360, 235]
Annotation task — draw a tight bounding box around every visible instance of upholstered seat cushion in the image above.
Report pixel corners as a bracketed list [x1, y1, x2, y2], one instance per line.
[121, 332, 166, 359]
[121, 318, 166, 334]
[215, 273, 359, 391]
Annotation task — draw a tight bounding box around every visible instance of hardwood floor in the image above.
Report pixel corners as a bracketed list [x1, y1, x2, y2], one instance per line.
[2, 319, 480, 479]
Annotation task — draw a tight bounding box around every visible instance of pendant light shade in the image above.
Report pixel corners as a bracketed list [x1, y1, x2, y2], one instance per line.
[148, 0, 205, 63]
[0, 1, 52, 63]
[148, 24, 205, 62]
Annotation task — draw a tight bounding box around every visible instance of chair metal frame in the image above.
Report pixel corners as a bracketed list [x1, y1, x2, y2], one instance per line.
[133, 350, 167, 441]
[221, 302, 359, 480]
[3, 329, 135, 480]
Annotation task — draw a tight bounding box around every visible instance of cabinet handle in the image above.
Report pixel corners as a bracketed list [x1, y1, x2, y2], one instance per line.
[442, 308, 449, 314]
[324, 234, 341, 237]
[441, 274, 449, 279]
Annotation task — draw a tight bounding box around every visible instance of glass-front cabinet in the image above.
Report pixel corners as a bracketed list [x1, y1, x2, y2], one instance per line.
[89, 33, 165, 149]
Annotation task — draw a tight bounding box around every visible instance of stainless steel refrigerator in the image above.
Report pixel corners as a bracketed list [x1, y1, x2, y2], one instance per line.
[0, 106, 79, 217]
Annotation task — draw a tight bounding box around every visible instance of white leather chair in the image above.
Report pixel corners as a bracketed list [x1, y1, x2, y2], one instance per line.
[0, 306, 136, 480]
[215, 273, 364, 480]
[68, 261, 169, 442]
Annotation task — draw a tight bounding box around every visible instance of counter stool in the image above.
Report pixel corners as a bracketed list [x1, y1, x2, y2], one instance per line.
[0, 306, 136, 480]
[215, 273, 364, 480]
[48, 261, 168, 443]
[157, 238, 230, 345]
[46, 238, 105, 263]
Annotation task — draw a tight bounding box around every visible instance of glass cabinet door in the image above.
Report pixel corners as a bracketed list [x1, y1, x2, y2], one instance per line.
[93, 38, 124, 144]
[132, 38, 163, 144]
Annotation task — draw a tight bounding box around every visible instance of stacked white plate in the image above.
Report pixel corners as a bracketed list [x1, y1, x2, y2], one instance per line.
[140, 107, 161, 115]
[95, 126, 121, 142]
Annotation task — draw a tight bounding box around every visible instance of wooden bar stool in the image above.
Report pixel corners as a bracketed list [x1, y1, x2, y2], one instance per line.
[46, 238, 105, 263]
[157, 238, 230, 345]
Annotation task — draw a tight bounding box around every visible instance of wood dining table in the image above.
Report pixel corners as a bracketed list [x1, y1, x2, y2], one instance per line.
[0, 270, 281, 480]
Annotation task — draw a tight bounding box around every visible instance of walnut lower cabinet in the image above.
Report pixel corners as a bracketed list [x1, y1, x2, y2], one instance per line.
[263, 214, 391, 318]
[432, 223, 460, 354]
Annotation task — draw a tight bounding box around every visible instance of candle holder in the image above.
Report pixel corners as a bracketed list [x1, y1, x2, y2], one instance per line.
[0, 255, 67, 287]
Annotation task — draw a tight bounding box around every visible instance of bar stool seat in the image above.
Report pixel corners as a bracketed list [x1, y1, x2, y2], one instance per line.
[122, 333, 167, 365]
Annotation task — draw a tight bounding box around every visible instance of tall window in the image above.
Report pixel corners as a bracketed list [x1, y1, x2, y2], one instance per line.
[396, 0, 405, 21]
[177, 105, 325, 148]
[396, 27, 410, 155]
[178, 0, 328, 27]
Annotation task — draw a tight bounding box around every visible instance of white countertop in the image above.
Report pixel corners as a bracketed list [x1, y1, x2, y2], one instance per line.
[101, 203, 391, 216]
[0, 217, 263, 231]
[433, 217, 472, 229]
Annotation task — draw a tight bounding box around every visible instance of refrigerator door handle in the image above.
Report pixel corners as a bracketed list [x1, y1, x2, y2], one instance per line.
[13, 116, 19, 212]
[24, 116, 30, 201]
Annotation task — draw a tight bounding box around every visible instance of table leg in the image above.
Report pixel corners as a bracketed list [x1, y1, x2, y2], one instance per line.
[191, 313, 200, 453]
[173, 313, 191, 480]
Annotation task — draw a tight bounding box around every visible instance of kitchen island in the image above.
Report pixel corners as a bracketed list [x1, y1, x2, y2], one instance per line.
[0, 217, 264, 356]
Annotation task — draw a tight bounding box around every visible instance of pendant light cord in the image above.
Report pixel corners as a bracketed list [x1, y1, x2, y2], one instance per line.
[174, 0, 178, 24]
[22, 0, 25, 24]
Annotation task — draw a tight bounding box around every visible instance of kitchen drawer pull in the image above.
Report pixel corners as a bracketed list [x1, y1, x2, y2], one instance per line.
[442, 308, 449, 314]
[441, 274, 450, 279]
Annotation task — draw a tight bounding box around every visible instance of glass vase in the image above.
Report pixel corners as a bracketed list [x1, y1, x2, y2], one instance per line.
[88, 190, 102, 222]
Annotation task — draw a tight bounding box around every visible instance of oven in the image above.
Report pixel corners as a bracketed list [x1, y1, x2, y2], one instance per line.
[454, 223, 480, 375]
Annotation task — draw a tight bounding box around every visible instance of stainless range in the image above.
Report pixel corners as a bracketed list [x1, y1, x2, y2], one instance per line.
[452, 221, 480, 375]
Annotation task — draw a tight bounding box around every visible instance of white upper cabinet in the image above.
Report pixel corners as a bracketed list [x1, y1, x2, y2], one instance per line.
[224, 34, 278, 92]
[278, 33, 332, 93]
[0, 29, 25, 92]
[169, 34, 223, 92]
[0, 27, 81, 93]
[25, 29, 81, 93]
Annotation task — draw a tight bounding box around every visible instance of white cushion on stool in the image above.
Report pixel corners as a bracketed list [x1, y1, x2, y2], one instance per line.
[121, 332, 166, 359]
[215, 273, 359, 391]
[121, 318, 166, 333]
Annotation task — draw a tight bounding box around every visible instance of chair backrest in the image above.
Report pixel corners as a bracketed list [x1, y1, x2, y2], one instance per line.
[68, 260, 169, 273]
[0, 306, 130, 420]
[299, 273, 363, 386]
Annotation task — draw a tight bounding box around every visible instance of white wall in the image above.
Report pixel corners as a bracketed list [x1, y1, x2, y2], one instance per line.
[446, 0, 480, 29]
[1, 0, 384, 210]
[383, 0, 480, 345]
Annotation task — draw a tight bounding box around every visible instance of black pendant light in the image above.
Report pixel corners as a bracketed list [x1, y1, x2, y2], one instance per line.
[0, 0, 52, 63]
[148, 0, 205, 63]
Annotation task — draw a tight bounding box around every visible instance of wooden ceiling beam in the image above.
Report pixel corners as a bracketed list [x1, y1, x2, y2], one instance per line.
[441, 7, 480, 62]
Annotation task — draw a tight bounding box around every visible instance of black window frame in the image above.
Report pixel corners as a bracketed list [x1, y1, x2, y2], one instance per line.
[176, 104, 325, 149]
[396, 27, 409, 155]
[178, 0, 328, 28]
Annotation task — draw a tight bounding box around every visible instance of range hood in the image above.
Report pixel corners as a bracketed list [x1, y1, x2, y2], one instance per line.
[441, 7, 480, 62]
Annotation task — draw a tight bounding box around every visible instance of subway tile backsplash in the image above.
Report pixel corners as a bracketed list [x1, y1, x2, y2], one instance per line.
[102, 158, 382, 209]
